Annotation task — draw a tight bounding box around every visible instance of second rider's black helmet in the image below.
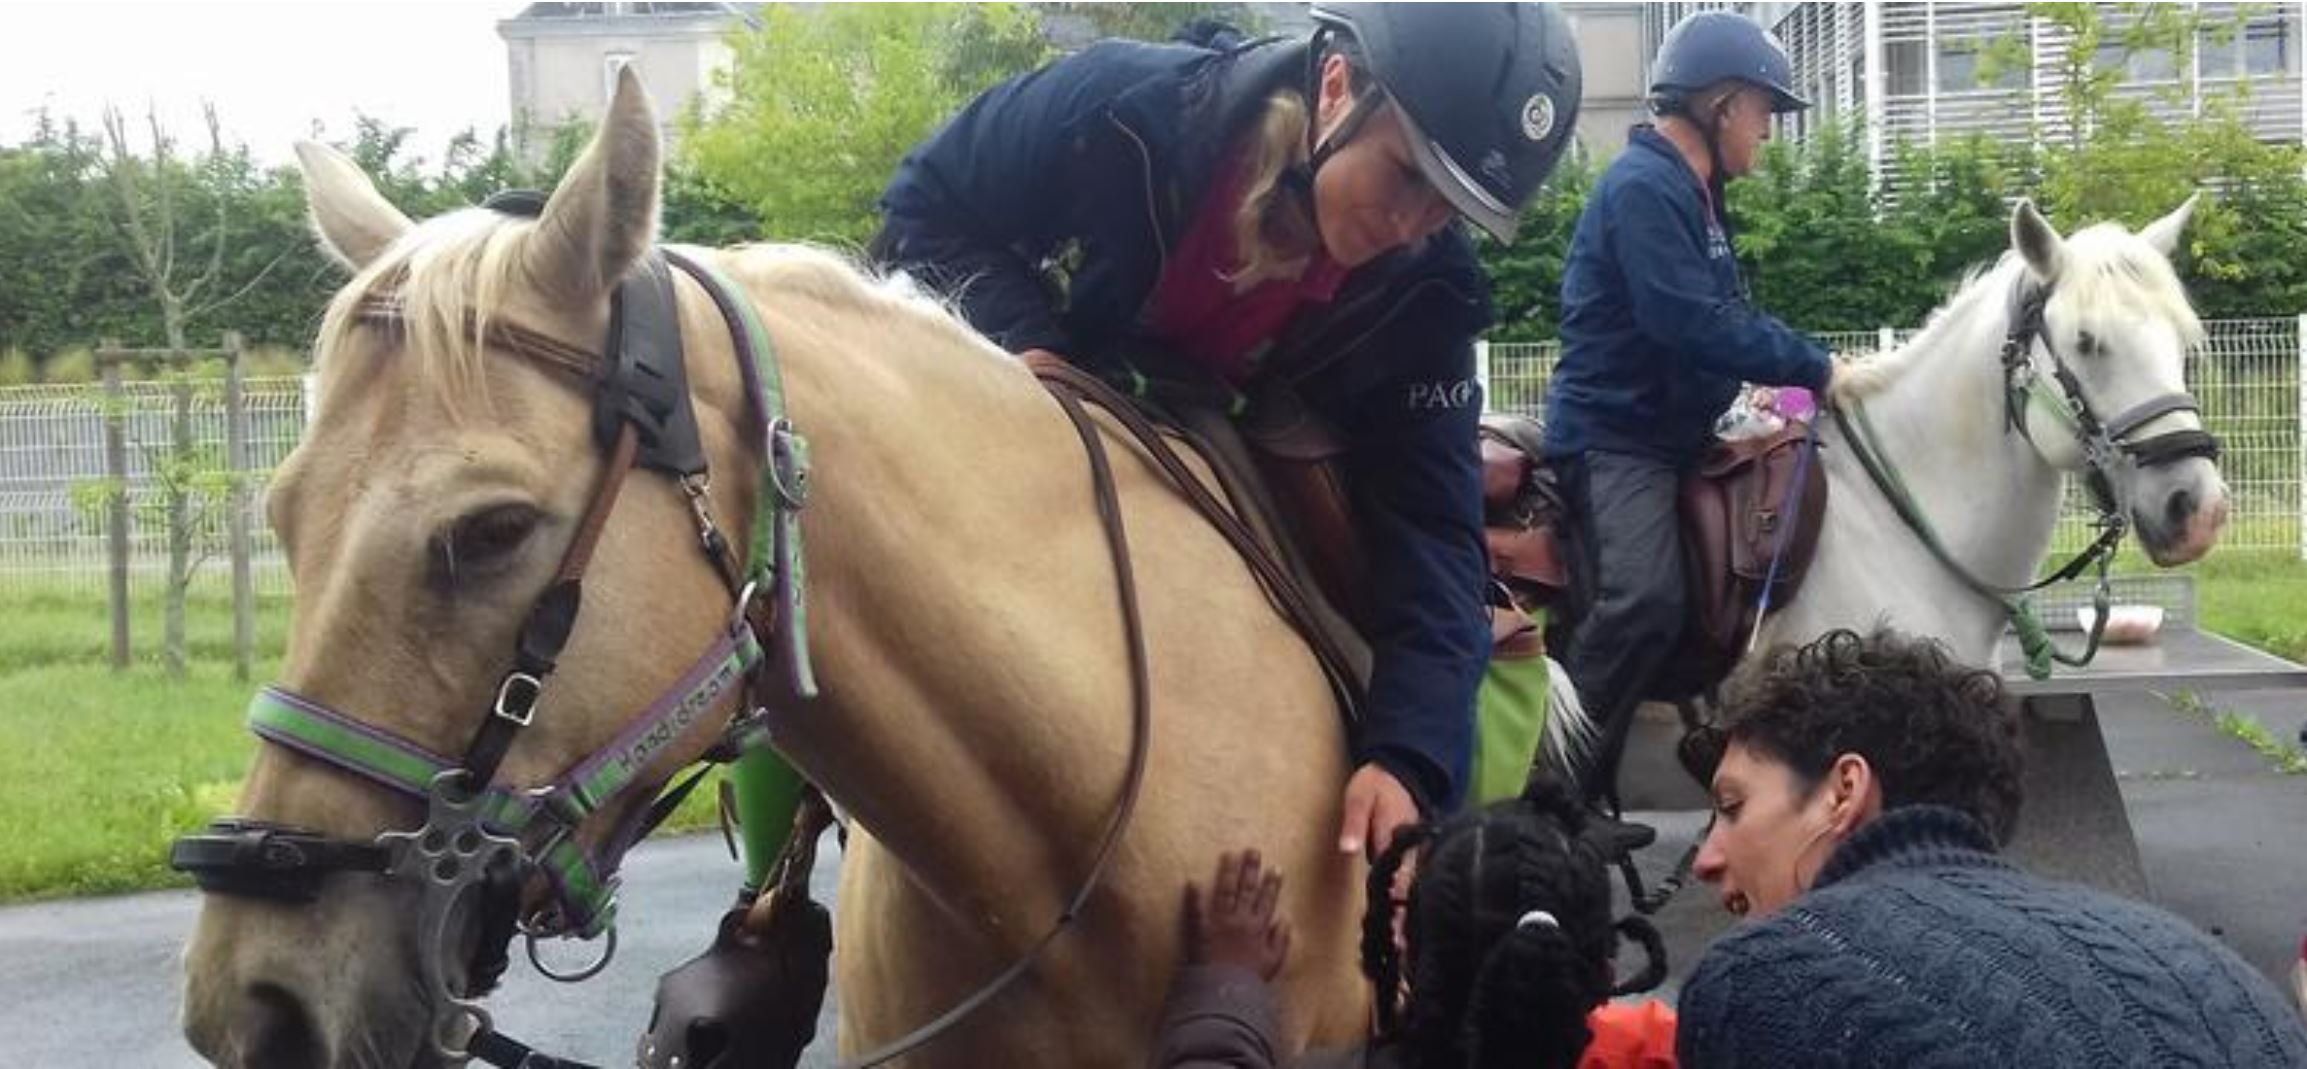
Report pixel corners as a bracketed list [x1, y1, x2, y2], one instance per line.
[1306, 2, 1584, 243]
[1649, 11, 1809, 114]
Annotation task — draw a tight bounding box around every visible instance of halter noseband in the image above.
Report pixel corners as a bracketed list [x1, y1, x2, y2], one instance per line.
[1998, 279, 2222, 492]
[1835, 273, 2222, 679]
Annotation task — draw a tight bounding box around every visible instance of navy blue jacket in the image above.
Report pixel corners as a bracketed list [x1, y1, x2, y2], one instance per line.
[875, 38, 1493, 811]
[1545, 126, 1831, 466]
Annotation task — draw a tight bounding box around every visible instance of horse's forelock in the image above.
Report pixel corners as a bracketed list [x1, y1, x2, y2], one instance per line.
[2056, 224, 2205, 349]
[313, 207, 538, 420]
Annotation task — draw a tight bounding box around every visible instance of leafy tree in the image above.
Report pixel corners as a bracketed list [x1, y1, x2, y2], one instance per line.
[1479, 146, 1597, 341]
[1730, 119, 1936, 331]
[1053, 2, 1267, 45]
[1879, 133, 2031, 300]
[679, 4, 1052, 247]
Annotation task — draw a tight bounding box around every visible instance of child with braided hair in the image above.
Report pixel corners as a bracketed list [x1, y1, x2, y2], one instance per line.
[1153, 777, 1675, 1069]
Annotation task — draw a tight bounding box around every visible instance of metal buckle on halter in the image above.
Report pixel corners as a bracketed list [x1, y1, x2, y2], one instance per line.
[729, 579, 762, 634]
[768, 418, 811, 509]
[493, 671, 543, 727]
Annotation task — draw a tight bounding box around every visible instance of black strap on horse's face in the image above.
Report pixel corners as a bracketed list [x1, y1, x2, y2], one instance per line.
[1998, 278, 2222, 507]
[484, 189, 708, 480]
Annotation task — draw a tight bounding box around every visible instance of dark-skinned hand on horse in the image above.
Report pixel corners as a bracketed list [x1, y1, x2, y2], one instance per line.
[1183, 850, 1292, 982]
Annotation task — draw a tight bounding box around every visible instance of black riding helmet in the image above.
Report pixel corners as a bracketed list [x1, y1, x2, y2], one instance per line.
[1304, 2, 1583, 243]
[1649, 10, 1809, 115]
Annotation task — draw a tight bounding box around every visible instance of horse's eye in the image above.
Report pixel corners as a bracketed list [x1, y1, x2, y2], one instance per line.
[434, 504, 541, 585]
[2076, 330, 2100, 357]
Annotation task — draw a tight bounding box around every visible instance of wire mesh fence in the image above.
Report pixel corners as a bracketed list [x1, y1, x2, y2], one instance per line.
[1, 315, 2301, 597]
[1482, 316, 2304, 556]
[0, 376, 307, 596]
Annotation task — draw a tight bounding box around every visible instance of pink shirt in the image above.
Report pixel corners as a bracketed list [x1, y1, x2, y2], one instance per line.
[1147, 150, 1349, 386]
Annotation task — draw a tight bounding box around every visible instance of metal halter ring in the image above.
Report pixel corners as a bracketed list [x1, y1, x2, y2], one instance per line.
[728, 579, 761, 633]
[525, 924, 618, 983]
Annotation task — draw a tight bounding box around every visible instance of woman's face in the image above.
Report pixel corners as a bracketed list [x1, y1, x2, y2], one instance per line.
[1692, 742, 1876, 917]
[1311, 54, 1455, 268]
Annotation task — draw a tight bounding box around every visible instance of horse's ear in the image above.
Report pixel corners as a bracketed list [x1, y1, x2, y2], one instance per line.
[295, 141, 412, 271]
[2138, 192, 2201, 258]
[2010, 198, 2065, 282]
[524, 65, 661, 301]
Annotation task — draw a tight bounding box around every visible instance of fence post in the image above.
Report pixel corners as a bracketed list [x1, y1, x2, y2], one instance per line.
[224, 332, 254, 681]
[1473, 339, 1491, 409]
[1879, 325, 1896, 354]
[100, 342, 130, 670]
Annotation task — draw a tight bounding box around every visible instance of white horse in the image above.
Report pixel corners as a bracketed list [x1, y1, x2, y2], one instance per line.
[1761, 196, 2227, 664]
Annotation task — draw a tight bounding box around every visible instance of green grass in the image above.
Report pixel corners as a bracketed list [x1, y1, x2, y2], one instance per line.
[2, 546, 2302, 901]
[2164, 689, 2307, 776]
[0, 582, 295, 674]
[0, 660, 262, 898]
[2181, 551, 2307, 664]
[0, 582, 726, 902]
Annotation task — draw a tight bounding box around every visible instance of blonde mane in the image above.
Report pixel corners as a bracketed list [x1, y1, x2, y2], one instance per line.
[1830, 221, 2204, 401]
[311, 209, 1012, 418]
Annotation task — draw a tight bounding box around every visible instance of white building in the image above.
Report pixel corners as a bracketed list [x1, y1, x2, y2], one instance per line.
[497, 2, 761, 167]
[1668, 2, 2307, 171]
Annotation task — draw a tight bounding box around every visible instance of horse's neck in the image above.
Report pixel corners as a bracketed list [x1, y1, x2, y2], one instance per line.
[1813, 275, 2066, 656]
[705, 259, 1160, 918]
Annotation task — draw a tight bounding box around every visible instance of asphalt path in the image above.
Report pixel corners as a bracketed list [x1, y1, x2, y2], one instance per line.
[4, 690, 2302, 1065]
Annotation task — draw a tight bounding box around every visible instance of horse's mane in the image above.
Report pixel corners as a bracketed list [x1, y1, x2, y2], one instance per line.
[1831, 221, 2204, 401]
[312, 207, 1009, 418]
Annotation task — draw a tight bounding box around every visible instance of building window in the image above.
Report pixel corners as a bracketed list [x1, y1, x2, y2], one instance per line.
[2201, 17, 2291, 78]
[603, 51, 636, 103]
[2095, 41, 2178, 83]
[1887, 39, 1927, 96]
[2245, 21, 2290, 76]
[1938, 41, 2024, 91]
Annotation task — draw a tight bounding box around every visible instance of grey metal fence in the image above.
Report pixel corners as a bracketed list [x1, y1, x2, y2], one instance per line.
[1480, 316, 2305, 556]
[0, 377, 307, 595]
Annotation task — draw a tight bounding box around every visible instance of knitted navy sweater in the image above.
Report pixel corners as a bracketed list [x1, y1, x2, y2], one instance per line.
[1677, 805, 2307, 1068]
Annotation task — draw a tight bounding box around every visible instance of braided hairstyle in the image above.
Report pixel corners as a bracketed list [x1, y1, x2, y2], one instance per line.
[1361, 777, 1635, 1069]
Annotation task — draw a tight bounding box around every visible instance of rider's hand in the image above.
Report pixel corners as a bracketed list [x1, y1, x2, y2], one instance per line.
[1182, 849, 1291, 981]
[1018, 347, 1066, 365]
[1337, 762, 1420, 860]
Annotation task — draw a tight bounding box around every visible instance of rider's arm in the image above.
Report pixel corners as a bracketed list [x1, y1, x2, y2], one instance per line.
[1342, 345, 1492, 816]
[872, 44, 1163, 355]
[1607, 179, 1832, 392]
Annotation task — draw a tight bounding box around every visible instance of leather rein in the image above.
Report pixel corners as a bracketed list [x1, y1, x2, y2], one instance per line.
[169, 215, 1175, 1068]
[1830, 277, 2220, 677]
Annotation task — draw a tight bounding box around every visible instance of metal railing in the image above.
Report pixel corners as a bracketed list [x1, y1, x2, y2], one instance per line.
[0, 376, 307, 595]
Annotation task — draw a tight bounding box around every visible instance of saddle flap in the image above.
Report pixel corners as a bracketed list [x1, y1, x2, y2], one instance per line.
[1678, 422, 1828, 661]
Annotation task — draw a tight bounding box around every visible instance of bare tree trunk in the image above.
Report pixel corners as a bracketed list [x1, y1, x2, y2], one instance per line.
[165, 358, 192, 680]
[101, 345, 132, 671]
[224, 332, 253, 682]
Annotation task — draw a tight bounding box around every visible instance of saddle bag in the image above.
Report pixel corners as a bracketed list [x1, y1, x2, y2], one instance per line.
[1677, 422, 1827, 668]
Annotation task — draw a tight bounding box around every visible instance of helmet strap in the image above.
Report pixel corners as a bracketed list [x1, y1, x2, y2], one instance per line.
[1289, 30, 1385, 247]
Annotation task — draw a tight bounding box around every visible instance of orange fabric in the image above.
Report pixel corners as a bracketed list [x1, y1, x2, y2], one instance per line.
[1580, 999, 1678, 1069]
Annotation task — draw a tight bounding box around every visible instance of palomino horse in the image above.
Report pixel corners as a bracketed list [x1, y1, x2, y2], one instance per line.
[1761, 195, 2228, 663]
[181, 73, 1378, 1067]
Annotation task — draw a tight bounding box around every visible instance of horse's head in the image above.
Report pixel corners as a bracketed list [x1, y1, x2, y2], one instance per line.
[181, 71, 758, 1068]
[2008, 196, 2229, 566]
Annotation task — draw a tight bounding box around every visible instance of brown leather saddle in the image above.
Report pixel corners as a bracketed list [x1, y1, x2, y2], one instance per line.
[1465, 416, 1828, 694]
[1672, 422, 1828, 686]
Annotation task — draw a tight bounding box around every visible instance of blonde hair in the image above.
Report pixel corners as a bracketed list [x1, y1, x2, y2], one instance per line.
[1227, 89, 1323, 288]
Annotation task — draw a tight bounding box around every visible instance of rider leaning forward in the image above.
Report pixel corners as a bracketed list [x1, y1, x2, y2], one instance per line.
[873, 3, 1582, 856]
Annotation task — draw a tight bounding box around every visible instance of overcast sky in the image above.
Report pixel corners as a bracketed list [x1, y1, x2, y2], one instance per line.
[0, 1, 516, 166]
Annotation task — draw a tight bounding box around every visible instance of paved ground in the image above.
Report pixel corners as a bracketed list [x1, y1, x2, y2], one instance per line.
[3, 689, 2301, 1065]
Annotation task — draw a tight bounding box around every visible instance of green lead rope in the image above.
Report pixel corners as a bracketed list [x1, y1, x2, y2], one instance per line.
[1836, 400, 2116, 681]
